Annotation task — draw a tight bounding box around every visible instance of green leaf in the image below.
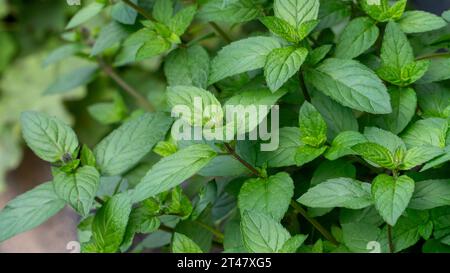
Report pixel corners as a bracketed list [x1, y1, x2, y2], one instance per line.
[80, 144, 96, 167]
[299, 101, 327, 147]
[265, 46, 308, 92]
[304, 58, 391, 114]
[167, 85, 222, 126]
[136, 36, 172, 60]
[398, 11, 447, 34]
[209, 36, 282, 84]
[88, 94, 128, 125]
[361, 0, 406, 22]
[169, 5, 197, 36]
[363, 126, 406, 154]
[111, 0, 138, 25]
[295, 145, 327, 166]
[0, 182, 66, 243]
[371, 174, 415, 226]
[44, 65, 98, 95]
[279, 234, 308, 253]
[297, 178, 372, 209]
[401, 118, 448, 148]
[422, 146, 450, 171]
[317, 0, 351, 31]
[416, 83, 450, 119]
[274, 0, 320, 28]
[172, 232, 203, 253]
[241, 211, 291, 253]
[153, 0, 173, 25]
[377, 60, 430, 86]
[306, 44, 332, 66]
[325, 131, 366, 160]
[400, 146, 444, 170]
[352, 142, 396, 169]
[198, 0, 262, 24]
[260, 16, 303, 43]
[381, 21, 413, 69]
[311, 159, 356, 186]
[418, 58, 450, 83]
[83, 193, 132, 253]
[21, 111, 79, 163]
[66, 2, 105, 29]
[335, 17, 379, 60]
[409, 179, 450, 210]
[53, 166, 100, 216]
[43, 44, 83, 68]
[368, 87, 417, 134]
[342, 222, 381, 253]
[164, 45, 210, 89]
[121, 204, 160, 251]
[238, 172, 294, 221]
[132, 144, 217, 202]
[258, 127, 302, 167]
[311, 91, 358, 140]
[91, 22, 134, 56]
[94, 113, 172, 176]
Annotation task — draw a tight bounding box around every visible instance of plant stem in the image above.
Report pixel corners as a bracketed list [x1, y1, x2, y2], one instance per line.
[122, 0, 153, 21]
[209, 22, 232, 44]
[95, 196, 105, 205]
[387, 225, 394, 253]
[224, 143, 262, 177]
[187, 32, 216, 47]
[416, 52, 450, 60]
[290, 201, 339, 246]
[194, 220, 225, 243]
[97, 58, 155, 112]
[299, 71, 311, 102]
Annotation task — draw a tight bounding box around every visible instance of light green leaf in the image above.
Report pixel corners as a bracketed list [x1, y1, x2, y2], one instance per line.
[44, 65, 98, 95]
[94, 113, 173, 176]
[363, 126, 406, 154]
[352, 142, 396, 169]
[361, 0, 406, 22]
[241, 211, 291, 253]
[368, 87, 417, 134]
[167, 85, 222, 126]
[152, 0, 173, 25]
[258, 127, 302, 167]
[311, 159, 356, 186]
[279, 234, 308, 253]
[335, 17, 379, 59]
[238, 172, 294, 221]
[209, 36, 282, 84]
[422, 146, 450, 171]
[400, 146, 444, 170]
[398, 11, 447, 34]
[311, 91, 358, 140]
[372, 174, 415, 226]
[298, 178, 372, 209]
[66, 2, 105, 29]
[260, 16, 303, 43]
[409, 179, 450, 210]
[164, 45, 210, 89]
[0, 182, 66, 243]
[43, 44, 83, 68]
[82, 193, 132, 253]
[21, 111, 79, 163]
[380, 21, 413, 70]
[169, 5, 197, 36]
[111, 0, 138, 25]
[299, 101, 327, 147]
[295, 145, 327, 166]
[172, 232, 203, 253]
[418, 58, 450, 83]
[198, 0, 262, 24]
[132, 144, 217, 202]
[416, 83, 450, 119]
[325, 131, 366, 160]
[401, 118, 448, 148]
[53, 166, 100, 216]
[91, 22, 133, 56]
[136, 36, 172, 60]
[305, 44, 332, 66]
[274, 0, 320, 28]
[265, 46, 308, 92]
[304, 58, 391, 114]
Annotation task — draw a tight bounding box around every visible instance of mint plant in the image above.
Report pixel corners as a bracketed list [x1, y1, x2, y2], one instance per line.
[0, 0, 449, 254]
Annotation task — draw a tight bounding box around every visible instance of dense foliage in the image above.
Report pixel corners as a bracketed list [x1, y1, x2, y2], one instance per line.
[1, 0, 450, 253]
